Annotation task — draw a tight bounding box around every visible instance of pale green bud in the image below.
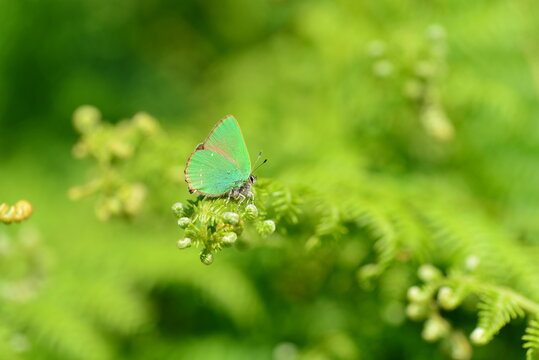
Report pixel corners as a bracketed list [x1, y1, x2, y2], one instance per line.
[421, 105, 454, 141]
[171, 203, 185, 217]
[450, 331, 472, 360]
[200, 250, 214, 265]
[244, 204, 258, 220]
[177, 217, 191, 229]
[438, 286, 459, 310]
[406, 303, 427, 321]
[73, 105, 101, 133]
[221, 232, 238, 245]
[257, 220, 276, 236]
[222, 212, 240, 225]
[418, 264, 442, 282]
[470, 328, 487, 345]
[110, 141, 133, 159]
[105, 197, 122, 215]
[133, 112, 159, 136]
[407, 286, 428, 303]
[465, 255, 480, 271]
[177, 238, 192, 249]
[422, 316, 449, 342]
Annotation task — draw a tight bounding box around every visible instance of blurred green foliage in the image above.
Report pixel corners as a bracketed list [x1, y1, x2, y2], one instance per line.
[2, 0, 539, 359]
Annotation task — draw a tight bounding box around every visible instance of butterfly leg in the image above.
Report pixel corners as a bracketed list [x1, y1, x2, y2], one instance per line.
[237, 193, 247, 207]
[225, 191, 232, 206]
[247, 189, 255, 204]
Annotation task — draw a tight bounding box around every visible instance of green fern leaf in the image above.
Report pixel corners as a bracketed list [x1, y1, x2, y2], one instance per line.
[472, 290, 525, 345]
[523, 319, 539, 360]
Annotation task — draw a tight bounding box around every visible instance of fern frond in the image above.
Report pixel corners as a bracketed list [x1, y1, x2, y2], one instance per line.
[472, 289, 525, 345]
[74, 280, 149, 334]
[14, 299, 113, 360]
[314, 202, 346, 239]
[124, 240, 267, 328]
[436, 278, 471, 311]
[356, 203, 398, 284]
[390, 203, 431, 263]
[524, 319, 539, 360]
[259, 179, 302, 225]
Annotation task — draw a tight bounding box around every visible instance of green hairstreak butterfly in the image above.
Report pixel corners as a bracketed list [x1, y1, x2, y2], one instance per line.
[184, 115, 265, 202]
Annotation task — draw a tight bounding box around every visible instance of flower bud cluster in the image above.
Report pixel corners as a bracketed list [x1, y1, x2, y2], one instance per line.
[405, 264, 472, 360]
[172, 198, 276, 265]
[70, 106, 164, 220]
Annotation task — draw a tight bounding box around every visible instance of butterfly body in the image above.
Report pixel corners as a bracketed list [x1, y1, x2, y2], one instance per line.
[227, 174, 257, 199]
[184, 115, 256, 201]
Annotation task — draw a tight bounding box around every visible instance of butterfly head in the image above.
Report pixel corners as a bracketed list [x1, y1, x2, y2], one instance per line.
[247, 156, 266, 187]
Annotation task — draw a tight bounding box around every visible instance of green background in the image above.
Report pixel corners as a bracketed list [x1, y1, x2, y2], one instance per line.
[1, 0, 539, 359]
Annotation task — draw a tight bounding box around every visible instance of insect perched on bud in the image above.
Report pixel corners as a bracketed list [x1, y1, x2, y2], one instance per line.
[184, 115, 267, 204]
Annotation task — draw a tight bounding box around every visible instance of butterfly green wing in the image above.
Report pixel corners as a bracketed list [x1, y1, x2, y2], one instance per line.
[185, 150, 245, 196]
[184, 115, 252, 196]
[203, 115, 251, 179]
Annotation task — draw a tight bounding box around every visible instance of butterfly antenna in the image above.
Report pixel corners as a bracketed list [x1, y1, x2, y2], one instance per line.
[253, 151, 263, 168]
[252, 158, 268, 174]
